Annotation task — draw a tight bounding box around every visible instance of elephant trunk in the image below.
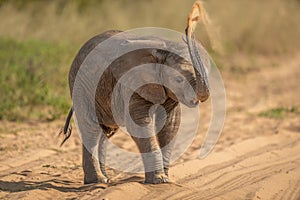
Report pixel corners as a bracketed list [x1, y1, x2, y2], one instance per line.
[185, 1, 210, 103]
[185, 29, 210, 103]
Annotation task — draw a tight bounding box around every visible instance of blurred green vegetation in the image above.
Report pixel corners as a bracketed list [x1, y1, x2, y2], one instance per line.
[0, 37, 74, 121]
[259, 107, 299, 119]
[0, 0, 299, 121]
[0, 0, 299, 54]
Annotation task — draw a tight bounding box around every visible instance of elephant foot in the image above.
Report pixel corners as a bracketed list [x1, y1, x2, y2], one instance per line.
[145, 171, 169, 184]
[84, 173, 109, 184]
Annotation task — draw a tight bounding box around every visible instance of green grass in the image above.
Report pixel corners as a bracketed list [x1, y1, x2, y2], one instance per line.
[0, 37, 75, 121]
[259, 107, 299, 119]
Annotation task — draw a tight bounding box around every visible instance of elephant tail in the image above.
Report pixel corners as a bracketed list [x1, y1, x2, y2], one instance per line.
[58, 107, 73, 146]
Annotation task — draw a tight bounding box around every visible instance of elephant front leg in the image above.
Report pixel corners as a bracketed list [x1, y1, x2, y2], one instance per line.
[155, 99, 180, 177]
[128, 93, 168, 184]
[131, 136, 169, 184]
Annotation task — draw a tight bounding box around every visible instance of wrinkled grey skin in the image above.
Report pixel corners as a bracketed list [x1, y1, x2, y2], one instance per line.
[65, 30, 210, 184]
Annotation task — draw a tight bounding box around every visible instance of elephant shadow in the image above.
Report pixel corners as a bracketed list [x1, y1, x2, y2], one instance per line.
[109, 175, 145, 186]
[0, 178, 105, 193]
[0, 173, 145, 193]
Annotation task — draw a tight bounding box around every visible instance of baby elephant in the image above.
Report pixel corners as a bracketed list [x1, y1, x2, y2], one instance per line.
[61, 7, 210, 184]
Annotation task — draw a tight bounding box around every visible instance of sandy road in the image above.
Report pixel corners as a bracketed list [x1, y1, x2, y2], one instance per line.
[1, 125, 298, 200]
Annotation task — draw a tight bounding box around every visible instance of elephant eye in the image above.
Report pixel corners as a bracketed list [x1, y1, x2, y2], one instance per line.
[175, 76, 184, 83]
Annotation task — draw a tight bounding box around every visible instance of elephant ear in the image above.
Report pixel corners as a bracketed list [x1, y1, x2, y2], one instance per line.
[136, 83, 166, 104]
[135, 49, 168, 104]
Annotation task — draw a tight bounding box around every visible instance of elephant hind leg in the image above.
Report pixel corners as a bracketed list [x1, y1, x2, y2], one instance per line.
[81, 125, 114, 184]
[98, 125, 118, 181]
[82, 143, 108, 184]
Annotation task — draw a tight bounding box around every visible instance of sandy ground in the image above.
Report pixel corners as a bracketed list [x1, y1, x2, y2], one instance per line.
[0, 53, 300, 200]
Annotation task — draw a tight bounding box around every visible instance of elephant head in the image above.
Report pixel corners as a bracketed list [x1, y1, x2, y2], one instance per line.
[149, 45, 210, 108]
[116, 40, 210, 109]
